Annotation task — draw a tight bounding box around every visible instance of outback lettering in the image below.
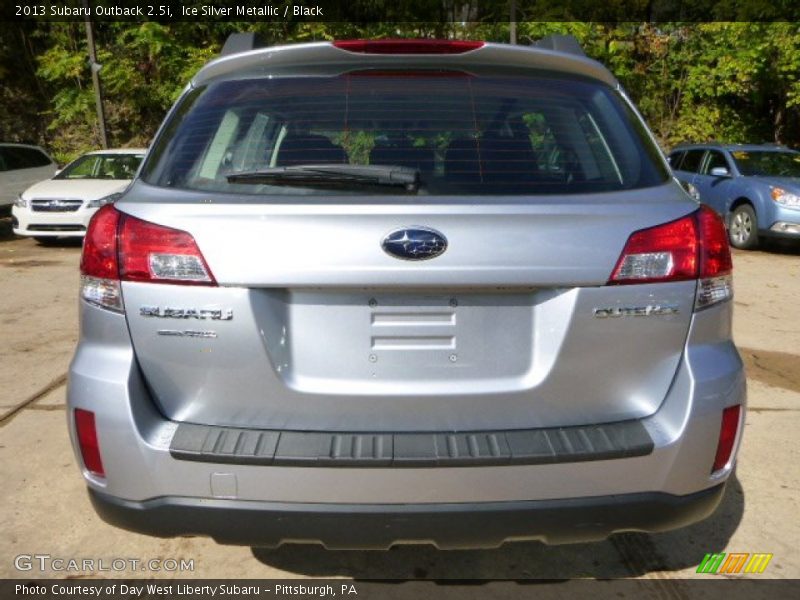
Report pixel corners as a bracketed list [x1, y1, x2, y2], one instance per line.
[593, 305, 680, 318]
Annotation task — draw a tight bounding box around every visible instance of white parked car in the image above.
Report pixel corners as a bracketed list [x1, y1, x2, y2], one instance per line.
[12, 148, 146, 241]
[0, 143, 58, 215]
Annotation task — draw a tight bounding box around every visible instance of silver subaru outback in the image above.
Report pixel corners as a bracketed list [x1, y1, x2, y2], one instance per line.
[67, 36, 745, 549]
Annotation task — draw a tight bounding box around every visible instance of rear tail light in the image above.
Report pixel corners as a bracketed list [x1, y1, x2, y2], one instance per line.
[697, 204, 733, 277]
[609, 206, 733, 310]
[609, 213, 697, 284]
[74, 409, 104, 477]
[81, 204, 120, 280]
[80, 205, 216, 312]
[712, 405, 742, 473]
[695, 205, 734, 310]
[81, 205, 123, 312]
[118, 213, 216, 284]
[333, 40, 484, 54]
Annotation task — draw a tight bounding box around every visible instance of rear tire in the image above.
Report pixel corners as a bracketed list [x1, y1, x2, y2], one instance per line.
[728, 204, 759, 250]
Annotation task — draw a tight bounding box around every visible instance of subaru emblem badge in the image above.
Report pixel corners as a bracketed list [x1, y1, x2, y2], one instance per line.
[382, 227, 448, 261]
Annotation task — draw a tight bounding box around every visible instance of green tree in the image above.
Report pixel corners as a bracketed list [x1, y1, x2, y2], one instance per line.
[5, 20, 800, 163]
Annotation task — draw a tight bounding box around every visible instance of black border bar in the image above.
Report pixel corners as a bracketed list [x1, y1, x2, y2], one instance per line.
[5, 1, 800, 23]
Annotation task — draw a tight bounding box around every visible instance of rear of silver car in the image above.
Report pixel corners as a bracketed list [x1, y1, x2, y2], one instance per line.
[67, 40, 745, 549]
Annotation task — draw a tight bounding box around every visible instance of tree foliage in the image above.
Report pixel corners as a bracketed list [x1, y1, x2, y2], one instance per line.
[1, 21, 800, 163]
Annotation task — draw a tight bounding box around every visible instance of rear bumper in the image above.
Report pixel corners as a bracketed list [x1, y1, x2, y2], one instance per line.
[89, 483, 726, 549]
[68, 294, 745, 547]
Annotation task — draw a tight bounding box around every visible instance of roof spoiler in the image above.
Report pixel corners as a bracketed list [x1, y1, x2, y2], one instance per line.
[533, 34, 586, 57]
[219, 32, 587, 58]
[220, 32, 266, 56]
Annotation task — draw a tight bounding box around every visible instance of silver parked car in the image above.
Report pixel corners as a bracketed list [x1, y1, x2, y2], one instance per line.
[68, 36, 745, 549]
[0, 143, 57, 215]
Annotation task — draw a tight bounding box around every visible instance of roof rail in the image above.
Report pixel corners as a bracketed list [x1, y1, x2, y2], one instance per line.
[220, 32, 266, 57]
[533, 34, 586, 57]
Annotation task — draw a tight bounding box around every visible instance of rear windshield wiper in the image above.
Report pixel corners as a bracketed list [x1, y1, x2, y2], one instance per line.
[226, 164, 420, 193]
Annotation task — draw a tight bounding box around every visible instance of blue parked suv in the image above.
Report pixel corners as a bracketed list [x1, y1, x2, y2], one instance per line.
[669, 143, 800, 249]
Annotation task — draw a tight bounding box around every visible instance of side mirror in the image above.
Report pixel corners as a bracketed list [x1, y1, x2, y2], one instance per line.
[710, 166, 731, 178]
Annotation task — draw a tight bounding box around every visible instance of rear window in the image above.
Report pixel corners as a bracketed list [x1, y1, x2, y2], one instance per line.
[142, 72, 669, 196]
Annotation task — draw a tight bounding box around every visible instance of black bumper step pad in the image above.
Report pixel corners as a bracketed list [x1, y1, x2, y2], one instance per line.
[169, 419, 654, 468]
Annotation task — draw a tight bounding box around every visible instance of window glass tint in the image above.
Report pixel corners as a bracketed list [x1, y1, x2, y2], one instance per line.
[0, 147, 26, 169]
[142, 72, 669, 196]
[0, 146, 51, 170]
[1, 148, 19, 169]
[702, 151, 729, 174]
[19, 147, 52, 167]
[679, 150, 705, 173]
[731, 150, 800, 177]
[56, 154, 143, 180]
